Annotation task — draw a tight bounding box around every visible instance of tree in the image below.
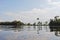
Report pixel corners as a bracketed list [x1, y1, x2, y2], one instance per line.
[33, 22, 36, 26]
[54, 16, 59, 21]
[37, 18, 39, 20]
[27, 23, 31, 26]
[44, 21, 48, 26]
[37, 21, 42, 26]
[49, 19, 54, 26]
[49, 16, 60, 26]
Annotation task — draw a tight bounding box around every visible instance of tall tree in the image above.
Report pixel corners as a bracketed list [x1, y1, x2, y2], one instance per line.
[54, 16, 59, 21]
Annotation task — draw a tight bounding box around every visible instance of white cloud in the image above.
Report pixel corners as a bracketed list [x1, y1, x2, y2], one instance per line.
[0, 0, 60, 23]
[49, 2, 60, 7]
[4, 7, 60, 23]
[47, 0, 60, 8]
[48, 0, 52, 3]
[0, 3, 59, 24]
[3, 0, 60, 23]
[0, 18, 4, 22]
[4, 8, 47, 23]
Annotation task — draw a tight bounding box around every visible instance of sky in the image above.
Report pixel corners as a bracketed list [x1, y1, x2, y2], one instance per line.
[0, 0, 60, 23]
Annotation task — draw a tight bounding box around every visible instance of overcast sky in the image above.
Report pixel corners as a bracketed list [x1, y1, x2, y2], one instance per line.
[0, 0, 60, 23]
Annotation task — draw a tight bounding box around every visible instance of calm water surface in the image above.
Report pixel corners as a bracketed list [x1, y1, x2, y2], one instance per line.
[0, 25, 60, 40]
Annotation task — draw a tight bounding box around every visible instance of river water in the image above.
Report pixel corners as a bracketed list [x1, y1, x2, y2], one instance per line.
[0, 25, 60, 40]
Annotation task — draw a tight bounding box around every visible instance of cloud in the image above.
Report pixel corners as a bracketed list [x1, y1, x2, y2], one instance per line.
[0, 18, 4, 22]
[4, 7, 60, 23]
[49, 2, 60, 7]
[4, 8, 48, 23]
[47, 0, 60, 8]
[48, 0, 52, 3]
[2, 0, 60, 23]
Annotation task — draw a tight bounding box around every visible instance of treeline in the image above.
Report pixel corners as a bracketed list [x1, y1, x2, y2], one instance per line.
[49, 16, 60, 26]
[0, 18, 49, 26]
[0, 20, 24, 25]
[26, 21, 48, 26]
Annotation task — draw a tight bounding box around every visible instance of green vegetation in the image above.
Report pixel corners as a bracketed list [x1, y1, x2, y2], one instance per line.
[49, 16, 60, 26]
[49, 16, 60, 32]
[27, 23, 32, 26]
[0, 18, 49, 27]
[0, 20, 24, 25]
[37, 21, 42, 26]
[33, 22, 36, 26]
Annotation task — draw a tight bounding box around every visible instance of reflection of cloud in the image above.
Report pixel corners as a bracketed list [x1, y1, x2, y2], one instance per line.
[6, 33, 18, 40]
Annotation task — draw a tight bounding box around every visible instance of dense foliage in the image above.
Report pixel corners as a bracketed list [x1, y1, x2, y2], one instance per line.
[49, 16, 60, 26]
[0, 20, 24, 25]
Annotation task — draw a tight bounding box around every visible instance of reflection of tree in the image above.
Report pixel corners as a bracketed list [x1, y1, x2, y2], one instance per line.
[37, 30, 39, 34]
[44, 26, 48, 32]
[28, 26, 31, 31]
[37, 26, 42, 34]
[13, 26, 24, 32]
[49, 26, 60, 36]
[33, 26, 36, 30]
[55, 31, 60, 37]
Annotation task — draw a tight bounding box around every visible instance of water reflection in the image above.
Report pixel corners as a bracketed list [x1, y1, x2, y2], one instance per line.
[0, 25, 60, 40]
[37, 26, 42, 34]
[55, 31, 60, 36]
[49, 26, 60, 36]
[0, 25, 24, 32]
[44, 26, 48, 32]
[28, 26, 30, 28]
[13, 26, 24, 32]
[1, 25, 60, 37]
[33, 26, 36, 30]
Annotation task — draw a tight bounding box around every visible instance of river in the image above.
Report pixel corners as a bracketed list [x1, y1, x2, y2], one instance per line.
[0, 25, 60, 40]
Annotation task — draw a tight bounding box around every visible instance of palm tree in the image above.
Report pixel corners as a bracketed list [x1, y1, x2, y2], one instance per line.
[37, 18, 39, 20]
[37, 18, 39, 26]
